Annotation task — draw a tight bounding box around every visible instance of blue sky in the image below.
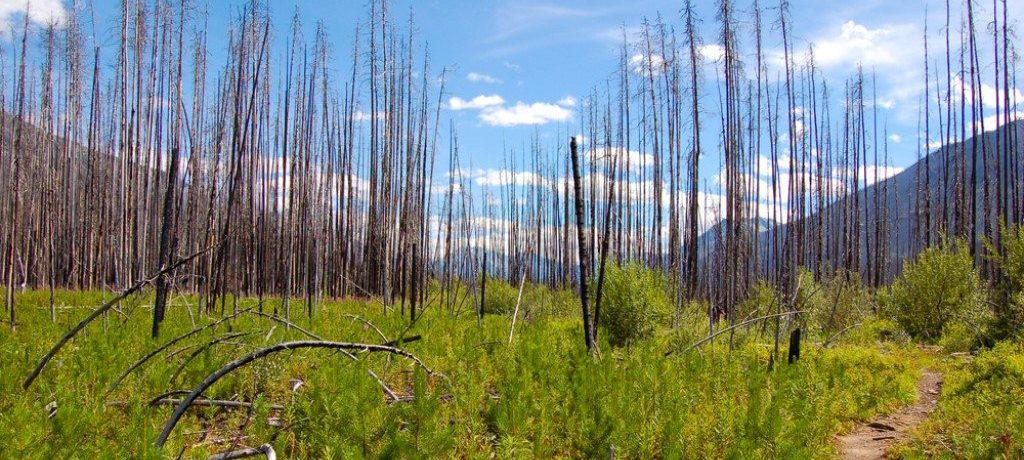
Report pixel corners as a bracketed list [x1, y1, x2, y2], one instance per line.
[2, 0, 1021, 226]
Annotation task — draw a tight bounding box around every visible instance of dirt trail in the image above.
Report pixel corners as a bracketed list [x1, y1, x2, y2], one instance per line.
[835, 370, 943, 459]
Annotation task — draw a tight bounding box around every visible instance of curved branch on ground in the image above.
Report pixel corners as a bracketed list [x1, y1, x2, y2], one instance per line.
[105, 308, 252, 398]
[155, 340, 440, 447]
[24, 248, 212, 390]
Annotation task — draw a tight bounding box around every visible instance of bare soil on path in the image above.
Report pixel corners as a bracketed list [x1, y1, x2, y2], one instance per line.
[835, 369, 943, 459]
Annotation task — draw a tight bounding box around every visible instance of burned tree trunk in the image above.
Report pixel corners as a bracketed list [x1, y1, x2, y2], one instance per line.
[570, 137, 595, 352]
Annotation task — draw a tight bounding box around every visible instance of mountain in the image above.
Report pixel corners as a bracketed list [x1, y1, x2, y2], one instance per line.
[702, 120, 1024, 281]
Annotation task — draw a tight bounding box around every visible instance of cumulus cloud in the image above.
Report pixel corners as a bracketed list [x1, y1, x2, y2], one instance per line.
[448, 94, 505, 110]
[557, 96, 577, 107]
[0, 0, 66, 32]
[809, 21, 916, 69]
[699, 44, 725, 62]
[589, 146, 654, 169]
[950, 74, 1024, 110]
[461, 168, 550, 188]
[629, 52, 666, 76]
[479, 101, 572, 127]
[447, 93, 574, 127]
[467, 72, 502, 84]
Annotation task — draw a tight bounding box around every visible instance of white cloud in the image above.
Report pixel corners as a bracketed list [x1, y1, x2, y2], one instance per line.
[352, 111, 386, 122]
[699, 44, 725, 62]
[448, 94, 505, 110]
[810, 21, 916, 70]
[448, 93, 574, 127]
[589, 146, 654, 169]
[465, 168, 550, 188]
[479, 102, 572, 127]
[629, 53, 666, 76]
[950, 74, 1024, 110]
[889, 133, 902, 144]
[0, 0, 66, 32]
[467, 72, 502, 84]
[557, 96, 577, 107]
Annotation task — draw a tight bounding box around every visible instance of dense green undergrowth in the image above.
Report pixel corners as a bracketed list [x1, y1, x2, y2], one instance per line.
[898, 340, 1024, 459]
[1, 289, 918, 458]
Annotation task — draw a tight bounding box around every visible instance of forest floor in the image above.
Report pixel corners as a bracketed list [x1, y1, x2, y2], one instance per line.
[836, 360, 944, 459]
[3, 290, 1021, 457]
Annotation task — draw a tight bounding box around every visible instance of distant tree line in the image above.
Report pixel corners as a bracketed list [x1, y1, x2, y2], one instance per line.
[0, 0, 1021, 350]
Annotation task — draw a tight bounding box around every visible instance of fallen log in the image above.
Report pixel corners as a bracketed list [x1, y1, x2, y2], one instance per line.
[169, 332, 253, 384]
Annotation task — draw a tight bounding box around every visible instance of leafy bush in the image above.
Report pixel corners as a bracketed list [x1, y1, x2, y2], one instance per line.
[598, 263, 672, 347]
[664, 300, 713, 352]
[803, 269, 873, 339]
[521, 285, 578, 321]
[939, 321, 977, 353]
[737, 280, 780, 323]
[481, 276, 520, 315]
[884, 241, 987, 341]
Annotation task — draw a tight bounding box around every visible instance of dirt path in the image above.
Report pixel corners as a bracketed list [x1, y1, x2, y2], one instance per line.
[835, 370, 943, 459]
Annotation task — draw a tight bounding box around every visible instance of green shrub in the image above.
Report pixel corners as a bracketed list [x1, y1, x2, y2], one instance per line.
[939, 321, 977, 353]
[737, 280, 779, 323]
[481, 275, 520, 315]
[804, 269, 873, 339]
[598, 263, 672, 347]
[885, 241, 987, 341]
[995, 224, 1024, 290]
[665, 300, 713, 350]
[521, 285, 577, 321]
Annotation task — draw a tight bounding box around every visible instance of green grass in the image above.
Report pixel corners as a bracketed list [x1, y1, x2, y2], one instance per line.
[897, 340, 1024, 459]
[0, 289, 919, 458]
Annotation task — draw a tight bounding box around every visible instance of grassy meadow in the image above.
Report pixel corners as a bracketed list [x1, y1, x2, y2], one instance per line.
[0, 288, 926, 459]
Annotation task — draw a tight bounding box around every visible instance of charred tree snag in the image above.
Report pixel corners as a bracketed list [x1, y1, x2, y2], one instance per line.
[788, 328, 801, 364]
[153, 147, 182, 338]
[570, 137, 596, 352]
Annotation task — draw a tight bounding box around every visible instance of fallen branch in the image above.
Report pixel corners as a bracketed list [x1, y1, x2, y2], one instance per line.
[108, 398, 285, 411]
[105, 308, 252, 398]
[508, 267, 529, 344]
[207, 443, 276, 460]
[148, 389, 192, 403]
[155, 340, 440, 447]
[24, 248, 212, 390]
[169, 332, 253, 384]
[243, 312, 403, 402]
[247, 311, 322, 341]
[823, 322, 865, 347]
[339, 313, 388, 342]
[666, 310, 807, 357]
